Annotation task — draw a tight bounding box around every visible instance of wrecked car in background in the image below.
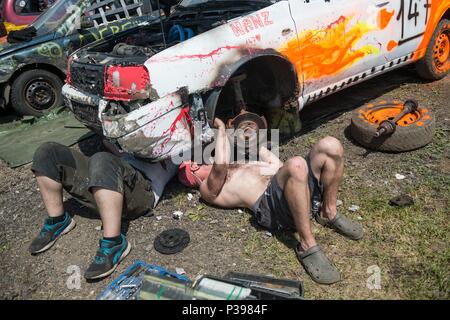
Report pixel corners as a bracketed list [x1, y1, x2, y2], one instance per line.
[0, 0, 157, 116]
[64, 0, 450, 160]
[0, 0, 57, 37]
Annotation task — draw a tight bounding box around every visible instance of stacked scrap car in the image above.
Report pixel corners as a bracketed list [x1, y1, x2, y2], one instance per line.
[0, 0, 57, 36]
[0, 0, 157, 116]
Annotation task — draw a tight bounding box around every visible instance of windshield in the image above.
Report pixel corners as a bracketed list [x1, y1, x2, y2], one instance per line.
[30, 0, 90, 36]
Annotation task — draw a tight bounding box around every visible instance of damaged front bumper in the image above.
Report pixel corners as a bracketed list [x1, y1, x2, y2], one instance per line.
[62, 84, 106, 132]
[63, 84, 193, 161]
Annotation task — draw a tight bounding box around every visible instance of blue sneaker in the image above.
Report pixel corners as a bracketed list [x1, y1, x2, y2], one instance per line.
[29, 212, 76, 254]
[84, 234, 131, 280]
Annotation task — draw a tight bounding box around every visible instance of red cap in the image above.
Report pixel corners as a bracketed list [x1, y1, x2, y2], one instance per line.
[178, 161, 199, 188]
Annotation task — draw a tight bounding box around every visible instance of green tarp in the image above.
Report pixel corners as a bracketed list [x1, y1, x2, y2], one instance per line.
[0, 109, 94, 168]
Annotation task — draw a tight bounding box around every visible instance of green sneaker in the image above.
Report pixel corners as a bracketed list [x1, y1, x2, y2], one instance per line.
[84, 234, 131, 280]
[29, 212, 76, 254]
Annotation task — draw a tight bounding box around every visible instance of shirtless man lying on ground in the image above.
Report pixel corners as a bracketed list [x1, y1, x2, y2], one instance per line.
[178, 118, 363, 284]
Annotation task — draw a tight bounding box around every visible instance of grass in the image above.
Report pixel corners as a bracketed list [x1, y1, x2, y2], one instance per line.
[351, 185, 449, 299]
[235, 119, 449, 299]
[187, 204, 209, 222]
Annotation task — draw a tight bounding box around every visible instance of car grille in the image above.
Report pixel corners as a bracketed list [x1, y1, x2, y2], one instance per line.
[70, 62, 104, 96]
[71, 100, 102, 133]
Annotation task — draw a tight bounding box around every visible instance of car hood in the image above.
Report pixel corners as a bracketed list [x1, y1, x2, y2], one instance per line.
[0, 32, 55, 58]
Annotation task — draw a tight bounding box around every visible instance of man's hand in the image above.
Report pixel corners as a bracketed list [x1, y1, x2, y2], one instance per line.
[259, 146, 282, 166]
[214, 118, 226, 130]
[259, 145, 283, 176]
[199, 118, 230, 201]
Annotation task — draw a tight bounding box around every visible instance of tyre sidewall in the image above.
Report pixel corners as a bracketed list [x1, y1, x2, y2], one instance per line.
[11, 69, 63, 117]
[416, 19, 450, 80]
[351, 102, 435, 152]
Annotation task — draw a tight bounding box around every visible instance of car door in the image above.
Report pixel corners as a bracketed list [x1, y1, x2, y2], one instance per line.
[387, 0, 432, 59]
[286, 0, 429, 103]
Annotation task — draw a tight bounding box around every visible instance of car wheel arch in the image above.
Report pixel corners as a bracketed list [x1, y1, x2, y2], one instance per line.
[5, 62, 66, 106]
[205, 51, 301, 122]
[442, 8, 450, 21]
[9, 62, 66, 86]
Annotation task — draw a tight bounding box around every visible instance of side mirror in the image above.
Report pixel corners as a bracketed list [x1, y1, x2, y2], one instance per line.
[80, 16, 94, 29]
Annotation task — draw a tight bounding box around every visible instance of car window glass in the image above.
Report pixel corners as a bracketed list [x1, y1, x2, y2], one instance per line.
[14, 0, 40, 15]
[31, 0, 86, 36]
[14, 0, 56, 15]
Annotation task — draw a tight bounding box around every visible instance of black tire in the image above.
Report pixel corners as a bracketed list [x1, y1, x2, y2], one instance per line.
[350, 100, 435, 152]
[11, 69, 63, 117]
[416, 19, 450, 80]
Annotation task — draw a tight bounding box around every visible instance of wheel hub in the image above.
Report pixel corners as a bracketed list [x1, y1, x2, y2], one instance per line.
[25, 80, 56, 111]
[363, 102, 420, 127]
[227, 112, 267, 141]
[226, 112, 268, 155]
[236, 119, 259, 141]
[433, 32, 450, 71]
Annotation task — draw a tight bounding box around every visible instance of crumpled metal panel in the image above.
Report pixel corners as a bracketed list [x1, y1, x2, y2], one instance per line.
[62, 83, 101, 107]
[101, 89, 192, 160]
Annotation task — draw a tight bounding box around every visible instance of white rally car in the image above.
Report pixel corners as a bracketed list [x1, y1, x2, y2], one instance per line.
[63, 0, 450, 160]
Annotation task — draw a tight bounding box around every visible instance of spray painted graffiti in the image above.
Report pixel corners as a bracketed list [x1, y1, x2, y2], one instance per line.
[57, 4, 83, 36]
[229, 11, 273, 37]
[0, 10, 152, 104]
[37, 42, 63, 58]
[0, 57, 17, 75]
[279, 15, 380, 81]
[78, 21, 135, 46]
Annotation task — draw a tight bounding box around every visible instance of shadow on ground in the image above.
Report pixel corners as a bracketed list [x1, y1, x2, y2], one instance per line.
[299, 65, 425, 134]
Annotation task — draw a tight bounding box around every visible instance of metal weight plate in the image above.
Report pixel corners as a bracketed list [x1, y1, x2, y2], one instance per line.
[154, 228, 190, 254]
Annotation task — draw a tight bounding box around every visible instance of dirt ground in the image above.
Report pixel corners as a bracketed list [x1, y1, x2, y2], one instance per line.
[0, 66, 448, 300]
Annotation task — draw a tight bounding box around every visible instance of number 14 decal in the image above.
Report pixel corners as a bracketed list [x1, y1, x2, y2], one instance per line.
[397, 0, 431, 44]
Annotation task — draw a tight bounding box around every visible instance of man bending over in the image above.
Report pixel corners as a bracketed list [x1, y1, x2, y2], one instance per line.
[179, 118, 363, 284]
[29, 141, 176, 280]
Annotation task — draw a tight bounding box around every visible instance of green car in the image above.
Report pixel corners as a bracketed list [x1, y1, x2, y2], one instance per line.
[0, 0, 158, 116]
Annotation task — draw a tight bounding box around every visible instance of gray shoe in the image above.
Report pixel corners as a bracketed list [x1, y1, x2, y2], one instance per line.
[84, 234, 131, 280]
[29, 212, 76, 254]
[316, 212, 364, 240]
[295, 245, 341, 285]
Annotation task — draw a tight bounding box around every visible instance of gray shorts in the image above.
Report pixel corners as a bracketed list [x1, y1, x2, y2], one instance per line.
[251, 157, 323, 232]
[31, 142, 155, 220]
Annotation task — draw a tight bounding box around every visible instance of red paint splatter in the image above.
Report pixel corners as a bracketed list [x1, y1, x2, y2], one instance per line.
[158, 106, 193, 152]
[326, 16, 346, 30]
[150, 46, 241, 63]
